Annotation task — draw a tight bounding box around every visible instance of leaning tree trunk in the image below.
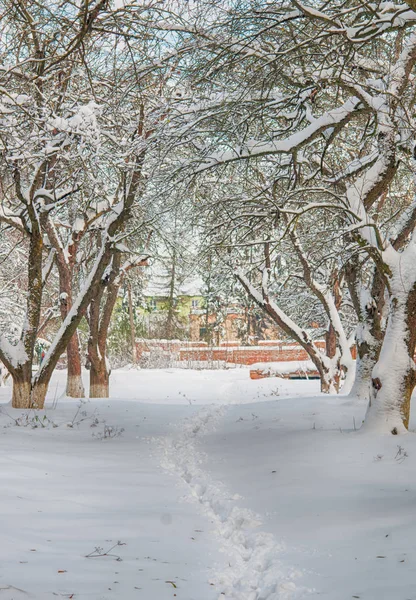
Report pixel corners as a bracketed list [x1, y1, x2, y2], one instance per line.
[363, 280, 416, 434]
[235, 267, 339, 394]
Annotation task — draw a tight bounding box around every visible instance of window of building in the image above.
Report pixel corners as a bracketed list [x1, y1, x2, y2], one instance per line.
[191, 299, 199, 308]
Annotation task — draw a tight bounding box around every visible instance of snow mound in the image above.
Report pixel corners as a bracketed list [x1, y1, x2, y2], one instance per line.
[251, 361, 317, 376]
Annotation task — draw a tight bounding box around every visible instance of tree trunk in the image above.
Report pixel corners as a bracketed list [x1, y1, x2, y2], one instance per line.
[345, 265, 385, 402]
[31, 354, 65, 410]
[11, 368, 49, 410]
[7, 200, 45, 410]
[66, 332, 85, 397]
[12, 378, 32, 409]
[325, 323, 337, 359]
[55, 269, 85, 399]
[363, 282, 416, 434]
[325, 325, 341, 392]
[319, 365, 337, 394]
[30, 381, 48, 410]
[349, 338, 378, 400]
[89, 360, 110, 398]
[86, 251, 126, 398]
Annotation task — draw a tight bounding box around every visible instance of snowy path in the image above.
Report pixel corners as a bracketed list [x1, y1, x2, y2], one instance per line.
[160, 403, 309, 600]
[2, 368, 414, 600]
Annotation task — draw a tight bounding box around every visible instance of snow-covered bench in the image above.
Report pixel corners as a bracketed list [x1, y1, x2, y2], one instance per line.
[249, 361, 320, 380]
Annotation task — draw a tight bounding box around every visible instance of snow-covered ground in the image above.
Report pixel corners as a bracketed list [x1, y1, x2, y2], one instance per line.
[0, 368, 414, 599]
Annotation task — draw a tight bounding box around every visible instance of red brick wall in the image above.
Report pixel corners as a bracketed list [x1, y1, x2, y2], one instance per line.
[178, 342, 326, 365]
[136, 339, 340, 365]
